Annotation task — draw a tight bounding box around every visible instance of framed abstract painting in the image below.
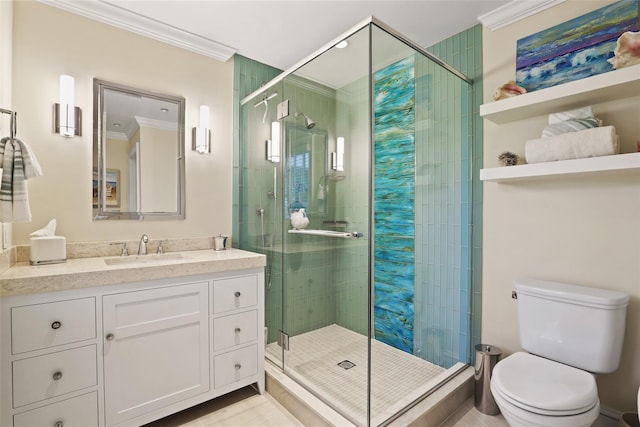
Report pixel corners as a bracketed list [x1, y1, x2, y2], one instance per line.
[516, 0, 639, 92]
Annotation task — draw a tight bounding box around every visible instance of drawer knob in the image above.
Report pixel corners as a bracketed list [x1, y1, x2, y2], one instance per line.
[106, 333, 115, 341]
[51, 321, 62, 330]
[54, 421, 64, 427]
[234, 291, 241, 298]
[52, 371, 63, 381]
[235, 363, 242, 370]
[235, 327, 241, 333]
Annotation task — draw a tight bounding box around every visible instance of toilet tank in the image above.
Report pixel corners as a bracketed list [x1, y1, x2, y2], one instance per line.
[514, 277, 629, 373]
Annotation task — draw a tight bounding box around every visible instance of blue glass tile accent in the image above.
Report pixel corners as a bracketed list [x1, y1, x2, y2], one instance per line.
[373, 55, 416, 354]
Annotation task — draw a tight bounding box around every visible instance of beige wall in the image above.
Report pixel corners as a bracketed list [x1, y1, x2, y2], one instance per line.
[10, 2, 233, 244]
[482, 0, 640, 412]
[139, 126, 176, 212]
[0, 1, 12, 254]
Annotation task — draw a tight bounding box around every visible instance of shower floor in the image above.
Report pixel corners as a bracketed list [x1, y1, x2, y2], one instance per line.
[266, 324, 459, 426]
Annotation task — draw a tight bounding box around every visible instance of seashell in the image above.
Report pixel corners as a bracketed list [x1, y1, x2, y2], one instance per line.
[290, 208, 310, 230]
[608, 31, 640, 69]
[493, 80, 527, 101]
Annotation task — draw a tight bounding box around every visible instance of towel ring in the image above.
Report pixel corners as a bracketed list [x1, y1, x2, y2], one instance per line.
[0, 108, 17, 139]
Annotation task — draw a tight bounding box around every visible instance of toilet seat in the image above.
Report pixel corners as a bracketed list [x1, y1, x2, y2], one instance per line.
[491, 352, 598, 416]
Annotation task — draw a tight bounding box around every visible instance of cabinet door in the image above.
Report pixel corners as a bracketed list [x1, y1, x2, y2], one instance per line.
[103, 282, 209, 426]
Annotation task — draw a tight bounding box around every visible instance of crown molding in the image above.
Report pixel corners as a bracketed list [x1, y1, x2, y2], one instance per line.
[134, 116, 177, 132]
[38, 0, 237, 61]
[106, 130, 128, 141]
[478, 0, 566, 31]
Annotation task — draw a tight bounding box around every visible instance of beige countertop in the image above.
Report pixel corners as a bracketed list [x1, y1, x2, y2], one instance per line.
[1, 249, 266, 297]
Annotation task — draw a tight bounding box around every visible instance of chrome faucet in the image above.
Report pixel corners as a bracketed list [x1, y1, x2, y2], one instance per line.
[138, 234, 149, 255]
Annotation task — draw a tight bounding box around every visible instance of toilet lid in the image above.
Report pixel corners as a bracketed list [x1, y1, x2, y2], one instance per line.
[492, 352, 598, 415]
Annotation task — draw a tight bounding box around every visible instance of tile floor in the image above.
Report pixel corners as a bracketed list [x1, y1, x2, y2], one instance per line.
[265, 324, 452, 425]
[144, 386, 303, 427]
[146, 385, 619, 427]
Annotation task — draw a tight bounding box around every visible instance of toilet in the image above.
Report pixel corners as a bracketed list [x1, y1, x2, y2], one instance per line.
[490, 277, 630, 427]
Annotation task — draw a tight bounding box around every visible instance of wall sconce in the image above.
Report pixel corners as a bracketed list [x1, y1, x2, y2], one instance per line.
[192, 105, 211, 153]
[332, 136, 344, 171]
[266, 121, 280, 163]
[54, 74, 81, 137]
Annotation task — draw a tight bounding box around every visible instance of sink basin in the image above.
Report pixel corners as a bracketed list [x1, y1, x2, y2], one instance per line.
[104, 252, 187, 266]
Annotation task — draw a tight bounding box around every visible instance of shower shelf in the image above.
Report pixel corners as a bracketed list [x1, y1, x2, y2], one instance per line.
[288, 229, 363, 239]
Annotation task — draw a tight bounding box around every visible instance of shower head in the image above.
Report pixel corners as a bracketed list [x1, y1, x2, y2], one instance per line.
[295, 112, 315, 129]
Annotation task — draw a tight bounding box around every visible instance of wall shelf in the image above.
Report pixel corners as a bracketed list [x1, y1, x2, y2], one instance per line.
[480, 64, 640, 124]
[480, 153, 640, 183]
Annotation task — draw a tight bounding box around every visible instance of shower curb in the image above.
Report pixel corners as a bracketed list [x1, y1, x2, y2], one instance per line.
[394, 366, 474, 426]
[265, 360, 355, 426]
[265, 360, 474, 426]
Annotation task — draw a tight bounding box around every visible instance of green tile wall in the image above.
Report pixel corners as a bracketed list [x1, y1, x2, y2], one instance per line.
[426, 25, 483, 360]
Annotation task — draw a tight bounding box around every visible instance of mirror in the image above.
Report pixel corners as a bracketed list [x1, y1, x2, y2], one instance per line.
[93, 79, 185, 220]
[285, 125, 328, 218]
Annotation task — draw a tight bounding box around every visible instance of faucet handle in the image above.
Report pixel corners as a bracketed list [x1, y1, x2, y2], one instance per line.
[110, 242, 129, 256]
[156, 240, 165, 254]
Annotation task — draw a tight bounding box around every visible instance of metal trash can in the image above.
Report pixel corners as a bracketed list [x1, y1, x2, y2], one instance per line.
[619, 412, 640, 427]
[474, 344, 502, 415]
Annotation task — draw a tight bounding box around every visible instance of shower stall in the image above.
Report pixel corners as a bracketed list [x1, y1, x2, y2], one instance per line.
[237, 18, 477, 426]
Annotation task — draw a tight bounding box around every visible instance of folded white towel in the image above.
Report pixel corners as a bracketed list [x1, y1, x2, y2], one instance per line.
[0, 137, 43, 223]
[525, 126, 619, 164]
[548, 107, 594, 124]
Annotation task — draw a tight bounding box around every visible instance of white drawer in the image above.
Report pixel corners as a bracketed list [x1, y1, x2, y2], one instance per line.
[12, 345, 97, 408]
[14, 391, 98, 427]
[11, 298, 96, 354]
[214, 344, 258, 389]
[213, 310, 258, 351]
[213, 276, 257, 314]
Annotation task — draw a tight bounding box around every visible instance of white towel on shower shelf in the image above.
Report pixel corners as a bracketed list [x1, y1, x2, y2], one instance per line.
[0, 137, 43, 223]
[525, 126, 619, 164]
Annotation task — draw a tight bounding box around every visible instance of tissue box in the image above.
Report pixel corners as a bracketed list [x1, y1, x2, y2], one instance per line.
[30, 236, 66, 265]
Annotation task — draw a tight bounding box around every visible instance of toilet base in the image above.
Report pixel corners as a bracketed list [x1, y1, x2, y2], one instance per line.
[491, 382, 599, 427]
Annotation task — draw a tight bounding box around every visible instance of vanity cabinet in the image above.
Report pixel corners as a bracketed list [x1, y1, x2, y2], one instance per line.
[103, 281, 209, 426]
[1, 267, 265, 427]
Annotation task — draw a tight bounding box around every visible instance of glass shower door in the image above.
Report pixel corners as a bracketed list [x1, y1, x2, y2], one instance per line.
[279, 25, 372, 426]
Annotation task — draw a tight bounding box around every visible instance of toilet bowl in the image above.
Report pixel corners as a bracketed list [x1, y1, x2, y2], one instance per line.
[491, 352, 600, 427]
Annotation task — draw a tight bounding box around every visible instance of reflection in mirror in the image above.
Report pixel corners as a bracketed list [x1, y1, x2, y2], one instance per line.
[285, 125, 328, 218]
[93, 79, 185, 220]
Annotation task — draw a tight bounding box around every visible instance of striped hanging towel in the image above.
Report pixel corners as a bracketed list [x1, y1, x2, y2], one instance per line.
[0, 137, 43, 223]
